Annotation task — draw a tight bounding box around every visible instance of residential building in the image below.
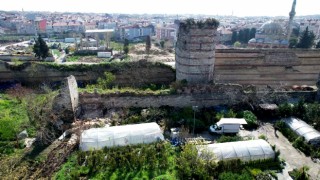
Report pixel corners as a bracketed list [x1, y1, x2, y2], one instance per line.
[118, 24, 154, 41]
[156, 26, 176, 41]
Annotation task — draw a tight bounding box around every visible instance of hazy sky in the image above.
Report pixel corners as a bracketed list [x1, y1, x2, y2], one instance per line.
[1, 0, 319, 16]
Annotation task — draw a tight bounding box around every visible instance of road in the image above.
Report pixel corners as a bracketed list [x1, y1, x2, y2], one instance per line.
[0, 41, 30, 51]
[258, 123, 320, 180]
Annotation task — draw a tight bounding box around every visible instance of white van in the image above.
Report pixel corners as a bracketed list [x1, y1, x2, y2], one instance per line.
[209, 118, 247, 134]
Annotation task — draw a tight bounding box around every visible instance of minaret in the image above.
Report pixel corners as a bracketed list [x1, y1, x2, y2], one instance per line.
[287, 0, 297, 41]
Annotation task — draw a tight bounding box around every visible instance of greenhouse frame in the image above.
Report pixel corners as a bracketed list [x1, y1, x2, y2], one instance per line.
[284, 117, 320, 145]
[197, 139, 275, 161]
[80, 122, 164, 151]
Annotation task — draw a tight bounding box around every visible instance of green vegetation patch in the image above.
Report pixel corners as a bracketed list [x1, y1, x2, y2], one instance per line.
[0, 94, 29, 141]
[66, 55, 80, 62]
[179, 18, 220, 31]
[54, 142, 177, 180]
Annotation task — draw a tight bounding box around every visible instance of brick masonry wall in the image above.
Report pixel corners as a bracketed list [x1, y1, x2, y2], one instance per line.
[214, 49, 320, 87]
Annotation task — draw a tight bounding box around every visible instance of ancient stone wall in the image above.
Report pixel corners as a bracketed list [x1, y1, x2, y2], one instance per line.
[214, 49, 320, 87]
[0, 55, 55, 62]
[53, 75, 79, 123]
[79, 85, 316, 119]
[0, 61, 175, 87]
[175, 26, 217, 83]
[1, 49, 320, 88]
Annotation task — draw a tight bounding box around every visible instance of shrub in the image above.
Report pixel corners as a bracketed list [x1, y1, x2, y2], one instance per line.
[275, 121, 298, 142]
[177, 143, 217, 179]
[292, 137, 312, 156]
[292, 100, 306, 119]
[95, 72, 116, 89]
[216, 135, 243, 143]
[277, 103, 293, 118]
[218, 170, 253, 180]
[215, 109, 237, 121]
[289, 166, 310, 180]
[258, 134, 267, 140]
[303, 103, 320, 129]
[242, 110, 258, 129]
[186, 118, 206, 133]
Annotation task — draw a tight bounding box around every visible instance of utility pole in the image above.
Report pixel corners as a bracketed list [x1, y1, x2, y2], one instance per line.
[192, 106, 198, 136]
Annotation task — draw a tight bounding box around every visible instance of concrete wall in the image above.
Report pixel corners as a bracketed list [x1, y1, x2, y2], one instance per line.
[214, 49, 320, 87]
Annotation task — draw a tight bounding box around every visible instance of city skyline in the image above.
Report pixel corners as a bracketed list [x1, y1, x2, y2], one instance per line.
[1, 0, 319, 17]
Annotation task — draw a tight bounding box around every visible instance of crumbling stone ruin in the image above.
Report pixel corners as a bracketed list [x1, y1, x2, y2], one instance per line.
[175, 19, 219, 84]
[53, 75, 79, 126]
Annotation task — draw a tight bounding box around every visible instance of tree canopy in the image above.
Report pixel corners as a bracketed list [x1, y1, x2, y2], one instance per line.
[123, 38, 129, 55]
[316, 41, 320, 49]
[33, 35, 49, 60]
[233, 28, 256, 44]
[231, 31, 237, 44]
[296, 27, 315, 48]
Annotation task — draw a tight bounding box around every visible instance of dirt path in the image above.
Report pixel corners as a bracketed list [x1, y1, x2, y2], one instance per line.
[258, 123, 320, 180]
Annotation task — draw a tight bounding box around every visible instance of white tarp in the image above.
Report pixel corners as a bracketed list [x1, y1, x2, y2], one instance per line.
[80, 122, 164, 151]
[284, 117, 320, 145]
[197, 139, 275, 161]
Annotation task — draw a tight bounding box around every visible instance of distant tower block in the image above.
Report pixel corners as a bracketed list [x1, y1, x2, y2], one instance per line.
[175, 19, 219, 84]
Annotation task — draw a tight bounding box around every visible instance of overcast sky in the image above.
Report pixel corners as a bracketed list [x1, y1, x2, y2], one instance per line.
[1, 0, 319, 17]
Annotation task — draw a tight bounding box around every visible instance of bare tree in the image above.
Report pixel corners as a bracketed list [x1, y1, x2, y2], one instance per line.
[25, 89, 59, 145]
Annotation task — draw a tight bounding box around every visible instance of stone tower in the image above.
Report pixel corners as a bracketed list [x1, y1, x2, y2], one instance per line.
[175, 19, 219, 84]
[287, 0, 297, 40]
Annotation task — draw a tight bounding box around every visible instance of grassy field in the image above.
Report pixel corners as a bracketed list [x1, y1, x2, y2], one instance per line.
[0, 94, 30, 141]
[0, 94, 34, 156]
[51, 49, 61, 57]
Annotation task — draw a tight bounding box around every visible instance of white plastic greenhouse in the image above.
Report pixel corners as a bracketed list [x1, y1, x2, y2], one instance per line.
[80, 122, 164, 151]
[284, 117, 320, 145]
[197, 139, 275, 161]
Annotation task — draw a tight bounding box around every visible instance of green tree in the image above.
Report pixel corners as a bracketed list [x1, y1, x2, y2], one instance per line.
[234, 41, 241, 48]
[244, 28, 250, 43]
[289, 38, 298, 48]
[145, 35, 151, 55]
[160, 40, 165, 48]
[123, 38, 129, 55]
[33, 35, 49, 60]
[64, 47, 70, 54]
[231, 31, 237, 44]
[238, 29, 245, 43]
[296, 27, 315, 48]
[316, 41, 320, 48]
[249, 28, 256, 39]
[177, 144, 216, 179]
